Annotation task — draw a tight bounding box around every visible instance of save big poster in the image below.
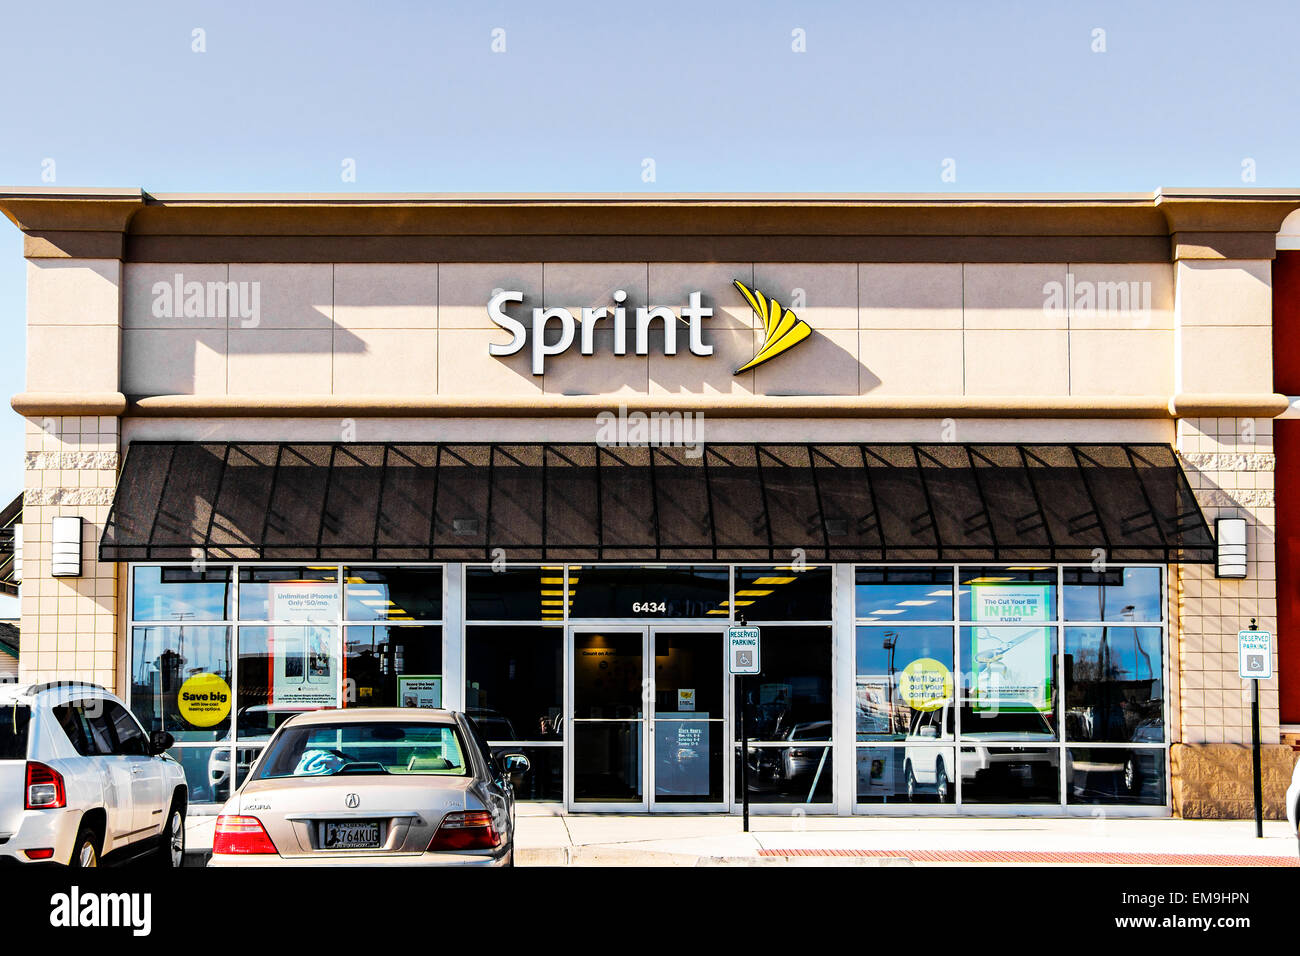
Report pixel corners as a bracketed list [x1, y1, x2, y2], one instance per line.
[969, 584, 1052, 713]
[268, 582, 341, 708]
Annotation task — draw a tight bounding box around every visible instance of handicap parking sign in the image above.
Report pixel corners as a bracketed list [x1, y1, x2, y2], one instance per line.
[1238, 629, 1273, 680]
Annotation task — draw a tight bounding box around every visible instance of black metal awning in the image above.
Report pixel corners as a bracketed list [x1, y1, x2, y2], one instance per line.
[99, 442, 1215, 564]
[0, 493, 21, 596]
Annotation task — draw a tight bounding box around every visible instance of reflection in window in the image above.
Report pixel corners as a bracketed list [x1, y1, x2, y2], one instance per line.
[129, 625, 231, 742]
[466, 566, 550, 621]
[132, 566, 231, 621]
[344, 567, 442, 621]
[570, 565, 729, 618]
[237, 625, 341, 717]
[736, 746, 833, 804]
[465, 625, 564, 741]
[960, 747, 1060, 803]
[857, 746, 956, 804]
[960, 626, 1058, 740]
[734, 566, 832, 620]
[855, 566, 953, 622]
[1064, 627, 1163, 743]
[1063, 567, 1162, 622]
[855, 626, 955, 740]
[344, 625, 443, 709]
[735, 626, 832, 742]
[959, 567, 1056, 622]
[238, 567, 339, 621]
[1066, 748, 1166, 805]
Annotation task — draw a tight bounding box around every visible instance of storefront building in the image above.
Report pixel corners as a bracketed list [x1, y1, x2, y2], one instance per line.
[2, 187, 1298, 817]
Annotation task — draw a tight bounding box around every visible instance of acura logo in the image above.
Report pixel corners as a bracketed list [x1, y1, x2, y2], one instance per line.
[345, 793, 360, 808]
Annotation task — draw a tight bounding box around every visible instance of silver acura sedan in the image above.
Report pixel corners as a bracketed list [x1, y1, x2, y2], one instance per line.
[208, 708, 529, 866]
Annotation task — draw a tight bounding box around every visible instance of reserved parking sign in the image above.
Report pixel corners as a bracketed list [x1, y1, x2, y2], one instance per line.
[728, 626, 761, 674]
[1237, 629, 1273, 680]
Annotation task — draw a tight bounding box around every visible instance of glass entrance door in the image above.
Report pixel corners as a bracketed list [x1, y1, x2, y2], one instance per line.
[650, 630, 727, 810]
[569, 629, 646, 808]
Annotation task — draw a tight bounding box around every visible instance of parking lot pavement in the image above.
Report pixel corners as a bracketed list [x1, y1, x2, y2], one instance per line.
[181, 810, 1299, 866]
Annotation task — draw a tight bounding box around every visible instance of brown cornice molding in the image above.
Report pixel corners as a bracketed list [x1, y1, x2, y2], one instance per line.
[0, 188, 145, 260]
[9, 391, 1288, 420]
[3, 188, 1300, 262]
[10, 392, 128, 416]
[1156, 190, 1300, 260]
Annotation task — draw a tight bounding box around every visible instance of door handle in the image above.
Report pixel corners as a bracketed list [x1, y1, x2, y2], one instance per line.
[130, 765, 143, 774]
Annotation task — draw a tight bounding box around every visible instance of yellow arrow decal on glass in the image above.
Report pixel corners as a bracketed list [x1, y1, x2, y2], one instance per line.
[732, 279, 814, 374]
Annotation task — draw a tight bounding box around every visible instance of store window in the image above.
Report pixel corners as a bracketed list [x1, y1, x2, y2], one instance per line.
[570, 565, 729, 618]
[855, 625, 955, 740]
[734, 565, 831, 620]
[128, 563, 446, 806]
[132, 566, 231, 621]
[1063, 567, 1162, 623]
[734, 625, 833, 804]
[129, 624, 232, 741]
[465, 624, 564, 800]
[345, 566, 442, 621]
[856, 566, 954, 622]
[466, 566, 550, 620]
[238, 566, 339, 621]
[345, 625, 443, 708]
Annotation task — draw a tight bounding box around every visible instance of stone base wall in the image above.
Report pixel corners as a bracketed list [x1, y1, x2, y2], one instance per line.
[1171, 742, 1298, 819]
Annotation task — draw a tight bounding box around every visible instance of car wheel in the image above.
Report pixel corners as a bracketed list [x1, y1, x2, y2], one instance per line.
[904, 761, 916, 800]
[71, 824, 100, 868]
[935, 760, 950, 801]
[155, 801, 185, 868]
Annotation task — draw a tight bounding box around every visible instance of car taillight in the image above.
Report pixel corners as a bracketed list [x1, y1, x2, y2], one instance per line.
[427, 810, 500, 851]
[25, 762, 65, 810]
[212, 815, 278, 855]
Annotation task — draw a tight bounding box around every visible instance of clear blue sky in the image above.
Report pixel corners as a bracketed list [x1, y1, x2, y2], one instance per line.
[2, 0, 1299, 615]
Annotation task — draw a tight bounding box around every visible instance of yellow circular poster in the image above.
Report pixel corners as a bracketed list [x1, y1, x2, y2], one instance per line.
[898, 658, 953, 712]
[178, 673, 232, 727]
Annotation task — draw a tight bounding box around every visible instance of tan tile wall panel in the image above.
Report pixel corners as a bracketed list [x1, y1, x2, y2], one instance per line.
[1174, 260, 1273, 394]
[19, 416, 120, 693]
[1175, 416, 1279, 745]
[101, 260, 1224, 401]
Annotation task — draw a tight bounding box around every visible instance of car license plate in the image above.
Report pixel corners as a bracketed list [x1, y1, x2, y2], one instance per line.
[320, 820, 382, 850]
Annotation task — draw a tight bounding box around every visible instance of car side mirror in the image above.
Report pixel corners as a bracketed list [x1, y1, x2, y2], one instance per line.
[149, 730, 174, 756]
[499, 753, 531, 776]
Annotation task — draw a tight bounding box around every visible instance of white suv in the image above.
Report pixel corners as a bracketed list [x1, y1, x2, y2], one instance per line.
[0, 681, 187, 867]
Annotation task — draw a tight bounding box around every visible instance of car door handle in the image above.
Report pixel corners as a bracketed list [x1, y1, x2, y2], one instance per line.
[130, 766, 143, 774]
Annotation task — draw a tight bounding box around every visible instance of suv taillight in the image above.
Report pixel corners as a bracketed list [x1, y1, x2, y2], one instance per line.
[212, 815, 278, 855]
[25, 762, 65, 810]
[427, 810, 500, 851]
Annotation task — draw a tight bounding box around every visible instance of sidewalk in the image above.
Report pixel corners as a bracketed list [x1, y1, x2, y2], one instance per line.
[184, 809, 1300, 866]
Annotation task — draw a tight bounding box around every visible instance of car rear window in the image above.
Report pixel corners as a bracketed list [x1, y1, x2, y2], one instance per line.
[256, 722, 471, 779]
[0, 705, 31, 760]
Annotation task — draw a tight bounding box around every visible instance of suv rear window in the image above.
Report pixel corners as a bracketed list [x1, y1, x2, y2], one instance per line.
[0, 705, 31, 760]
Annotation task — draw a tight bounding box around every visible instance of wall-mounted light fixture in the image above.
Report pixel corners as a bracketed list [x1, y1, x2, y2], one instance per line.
[1215, 516, 1248, 579]
[51, 516, 83, 577]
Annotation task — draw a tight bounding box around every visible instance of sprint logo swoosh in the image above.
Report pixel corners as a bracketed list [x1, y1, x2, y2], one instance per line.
[732, 280, 814, 374]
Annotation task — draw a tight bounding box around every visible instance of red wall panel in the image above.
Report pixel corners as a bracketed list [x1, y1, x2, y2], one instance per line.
[1273, 251, 1300, 723]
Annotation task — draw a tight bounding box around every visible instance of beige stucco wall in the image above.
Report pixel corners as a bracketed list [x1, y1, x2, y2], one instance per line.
[112, 262, 1177, 400]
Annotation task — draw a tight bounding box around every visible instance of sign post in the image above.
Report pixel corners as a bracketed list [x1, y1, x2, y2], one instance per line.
[1237, 619, 1273, 839]
[728, 621, 761, 833]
